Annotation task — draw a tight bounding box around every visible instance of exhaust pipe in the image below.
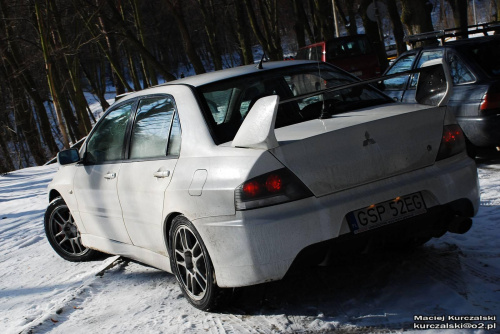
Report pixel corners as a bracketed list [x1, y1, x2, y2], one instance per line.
[447, 215, 472, 234]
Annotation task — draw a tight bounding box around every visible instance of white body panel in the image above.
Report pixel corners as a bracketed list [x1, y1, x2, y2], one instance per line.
[73, 163, 132, 244]
[118, 158, 178, 254]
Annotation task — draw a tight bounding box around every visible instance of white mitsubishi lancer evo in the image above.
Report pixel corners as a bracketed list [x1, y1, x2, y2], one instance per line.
[45, 60, 479, 310]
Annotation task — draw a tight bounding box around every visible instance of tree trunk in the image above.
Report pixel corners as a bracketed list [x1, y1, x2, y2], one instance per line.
[292, 0, 314, 46]
[0, 129, 14, 172]
[400, 0, 437, 45]
[386, 0, 407, 56]
[313, 0, 335, 41]
[130, 0, 158, 86]
[93, 4, 130, 94]
[0, 0, 59, 155]
[34, 1, 70, 149]
[359, 0, 389, 72]
[197, 0, 223, 70]
[243, 0, 283, 60]
[448, 0, 468, 39]
[233, 0, 254, 65]
[345, 1, 358, 36]
[48, 0, 92, 135]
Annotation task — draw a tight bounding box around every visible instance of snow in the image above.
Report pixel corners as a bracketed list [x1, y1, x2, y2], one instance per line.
[1, 155, 499, 333]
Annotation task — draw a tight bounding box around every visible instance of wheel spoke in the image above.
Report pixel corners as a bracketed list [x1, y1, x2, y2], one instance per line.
[175, 249, 185, 259]
[190, 272, 198, 295]
[194, 272, 206, 289]
[55, 211, 67, 225]
[182, 229, 190, 251]
[55, 230, 65, 238]
[69, 239, 77, 254]
[176, 260, 187, 269]
[186, 271, 192, 292]
[58, 236, 69, 246]
[73, 238, 84, 253]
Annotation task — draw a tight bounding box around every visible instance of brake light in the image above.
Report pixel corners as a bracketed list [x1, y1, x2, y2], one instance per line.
[436, 124, 466, 161]
[235, 168, 313, 210]
[243, 181, 261, 197]
[265, 174, 282, 192]
[480, 91, 500, 111]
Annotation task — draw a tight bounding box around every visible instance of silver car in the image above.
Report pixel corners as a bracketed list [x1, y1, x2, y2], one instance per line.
[45, 60, 479, 310]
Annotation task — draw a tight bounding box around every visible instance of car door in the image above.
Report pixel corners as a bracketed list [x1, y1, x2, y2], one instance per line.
[445, 50, 478, 117]
[74, 100, 136, 244]
[380, 51, 418, 101]
[117, 96, 181, 253]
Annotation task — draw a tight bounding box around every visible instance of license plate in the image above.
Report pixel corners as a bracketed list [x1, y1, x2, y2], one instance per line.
[347, 192, 427, 234]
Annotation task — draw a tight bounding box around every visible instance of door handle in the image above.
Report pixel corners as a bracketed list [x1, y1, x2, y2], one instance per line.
[153, 170, 171, 178]
[104, 172, 117, 179]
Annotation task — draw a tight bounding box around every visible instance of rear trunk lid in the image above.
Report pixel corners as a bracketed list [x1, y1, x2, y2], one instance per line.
[270, 103, 445, 197]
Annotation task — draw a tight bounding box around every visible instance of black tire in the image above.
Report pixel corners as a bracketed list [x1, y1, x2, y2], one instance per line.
[44, 197, 98, 262]
[169, 215, 219, 311]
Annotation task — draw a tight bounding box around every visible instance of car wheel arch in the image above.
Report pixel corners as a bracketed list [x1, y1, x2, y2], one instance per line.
[49, 189, 62, 203]
[163, 211, 184, 254]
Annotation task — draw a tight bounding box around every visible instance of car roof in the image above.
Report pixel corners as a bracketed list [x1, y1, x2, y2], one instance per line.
[157, 60, 319, 88]
[409, 35, 500, 52]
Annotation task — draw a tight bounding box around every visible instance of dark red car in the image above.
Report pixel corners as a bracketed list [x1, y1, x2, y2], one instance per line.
[295, 35, 382, 79]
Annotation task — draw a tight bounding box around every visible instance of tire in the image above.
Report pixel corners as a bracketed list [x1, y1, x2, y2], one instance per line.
[44, 197, 98, 262]
[169, 215, 219, 311]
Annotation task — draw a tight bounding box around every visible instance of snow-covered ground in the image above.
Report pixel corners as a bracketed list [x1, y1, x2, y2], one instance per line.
[1, 153, 499, 333]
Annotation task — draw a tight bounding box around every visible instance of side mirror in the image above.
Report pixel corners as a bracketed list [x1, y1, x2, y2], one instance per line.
[232, 95, 279, 150]
[57, 148, 81, 165]
[415, 58, 452, 107]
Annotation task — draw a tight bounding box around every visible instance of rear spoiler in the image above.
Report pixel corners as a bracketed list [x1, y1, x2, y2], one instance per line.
[233, 61, 451, 150]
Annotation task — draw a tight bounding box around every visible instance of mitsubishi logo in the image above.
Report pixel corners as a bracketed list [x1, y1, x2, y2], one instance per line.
[363, 131, 376, 146]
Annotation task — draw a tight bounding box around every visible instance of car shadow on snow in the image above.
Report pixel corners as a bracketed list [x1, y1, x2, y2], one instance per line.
[218, 243, 478, 328]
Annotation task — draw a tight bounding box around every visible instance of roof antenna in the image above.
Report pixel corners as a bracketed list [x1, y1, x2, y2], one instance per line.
[256, 52, 267, 69]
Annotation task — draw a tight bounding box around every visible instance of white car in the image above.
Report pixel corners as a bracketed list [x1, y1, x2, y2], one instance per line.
[45, 60, 479, 310]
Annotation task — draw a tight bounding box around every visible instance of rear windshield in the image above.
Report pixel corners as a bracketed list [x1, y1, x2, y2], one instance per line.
[465, 40, 500, 77]
[197, 64, 392, 144]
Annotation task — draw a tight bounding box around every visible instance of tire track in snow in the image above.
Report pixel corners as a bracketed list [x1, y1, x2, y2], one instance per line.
[18, 256, 125, 334]
[419, 244, 469, 298]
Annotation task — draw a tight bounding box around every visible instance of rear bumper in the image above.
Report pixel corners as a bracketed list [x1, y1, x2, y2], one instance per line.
[457, 113, 500, 147]
[193, 154, 479, 288]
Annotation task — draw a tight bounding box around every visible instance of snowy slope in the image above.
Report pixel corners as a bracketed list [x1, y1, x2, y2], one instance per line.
[1, 158, 499, 333]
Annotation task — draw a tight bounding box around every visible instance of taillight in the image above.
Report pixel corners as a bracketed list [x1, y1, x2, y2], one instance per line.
[235, 168, 313, 210]
[436, 124, 466, 161]
[480, 91, 500, 111]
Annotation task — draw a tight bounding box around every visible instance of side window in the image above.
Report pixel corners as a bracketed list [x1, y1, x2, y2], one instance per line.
[382, 53, 417, 90]
[167, 112, 181, 156]
[204, 89, 232, 124]
[129, 97, 177, 159]
[410, 49, 444, 88]
[310, 46, 323, 61]
[448, 52, 475, 84]
[86, 102, 134, 164]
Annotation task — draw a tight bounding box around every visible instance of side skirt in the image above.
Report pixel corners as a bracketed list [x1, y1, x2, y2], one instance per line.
[81, 234, 172, 273]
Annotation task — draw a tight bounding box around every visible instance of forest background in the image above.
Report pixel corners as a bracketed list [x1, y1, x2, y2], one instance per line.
[0, 0, 498, 172]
